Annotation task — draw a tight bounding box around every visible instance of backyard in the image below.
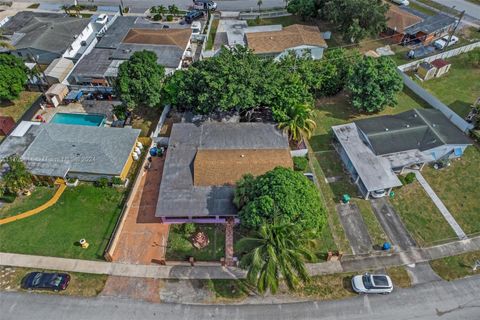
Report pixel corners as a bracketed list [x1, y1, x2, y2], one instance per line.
[421, 147, 480, 235]
[415, 51, 480, 117]
[0, 184, 125, 260]
[0, 91, 40, 121]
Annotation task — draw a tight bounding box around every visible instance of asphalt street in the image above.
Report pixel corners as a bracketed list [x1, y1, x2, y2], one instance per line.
[16, 0, 288, 12]
[2, 275, 480, 320]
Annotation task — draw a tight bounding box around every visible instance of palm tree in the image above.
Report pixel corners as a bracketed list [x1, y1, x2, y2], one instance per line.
[157, 5, 167, 17]
[278, 103, 317, 143]
[257, 0, 263, 12]
[237, 220, 315, 294]
[0, 32, 14, 50]
[61, 4, 70, 15]
[168, 4, 180, 17]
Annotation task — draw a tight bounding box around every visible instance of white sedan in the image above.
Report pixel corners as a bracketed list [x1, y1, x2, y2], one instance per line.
[434, 35, 459, 49]
[352, 273, 393, 294]
[391, 0, 410, 5]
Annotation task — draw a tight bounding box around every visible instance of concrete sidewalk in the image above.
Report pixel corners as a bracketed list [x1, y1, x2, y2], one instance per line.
[1, 235, 480, 279]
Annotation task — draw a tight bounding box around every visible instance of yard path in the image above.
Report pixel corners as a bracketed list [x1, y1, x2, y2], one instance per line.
[0, 181, 66, 226]
[336, 203, 373, 254]
[412, 170, 467, 240]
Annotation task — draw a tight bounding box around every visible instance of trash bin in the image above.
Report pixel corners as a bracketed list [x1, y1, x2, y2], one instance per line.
[382, 242, 391, 250]
[342, 194, 350, 204]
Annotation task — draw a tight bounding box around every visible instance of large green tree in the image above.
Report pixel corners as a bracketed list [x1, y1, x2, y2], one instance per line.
[163, 46, 311, 121]
[115, 50, 165, 109]
[286, 0, 317, 20]
[0, 54, 28, 102]
[320, 0, 389, 43]
[234, 167, 326, 232]
[238, 220, 315, 294]
[1, 155, 32, 195]
[347, 56, 403, 113]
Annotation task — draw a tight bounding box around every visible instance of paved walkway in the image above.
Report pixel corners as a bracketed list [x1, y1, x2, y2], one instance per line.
[412, 170, 467, 240]
[2, 235, 480, 279]
[112, 157, 169, 264]
[336, 203, 373, 254]
[0, 180, 66, 225]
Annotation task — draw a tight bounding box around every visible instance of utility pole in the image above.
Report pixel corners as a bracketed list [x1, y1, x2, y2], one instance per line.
[444, 8, 465, 51]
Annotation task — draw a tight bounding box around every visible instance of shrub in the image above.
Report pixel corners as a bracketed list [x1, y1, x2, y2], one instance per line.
[67, 177, 77, 183]
[113, 104, 129, 120]
[183, 223, 196, 235]
[398, 175, 406, 185]
[293, 156, 308, 172]
[166, 14, 173, 21]
[153, 13, 162, 21]
[0, 192, 16, 203]
[95, 177, 110, 188]
[111, 177, 123, 185]
[404, 172, 416, 184]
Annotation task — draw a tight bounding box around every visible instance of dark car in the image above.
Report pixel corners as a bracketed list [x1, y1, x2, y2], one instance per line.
[22, 272, 70, 292]
[185, 10, 204, 24]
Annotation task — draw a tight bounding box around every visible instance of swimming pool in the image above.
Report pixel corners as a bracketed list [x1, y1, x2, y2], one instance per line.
[51, 113, 106, 127]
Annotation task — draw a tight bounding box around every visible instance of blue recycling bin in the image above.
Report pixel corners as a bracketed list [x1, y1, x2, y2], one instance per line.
[382, 242, 391, 250]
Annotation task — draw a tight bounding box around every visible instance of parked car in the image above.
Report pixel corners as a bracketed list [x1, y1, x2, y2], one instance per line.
[191, 21, 201, 35]
[185, 10, 204, 24]
[434, 35, 459, 49]
[193, 0, 217, 10]
[371, 189, 387, 198]
[95, 14, 109, 25]
[304, 173, 315, 183]
[351, 273, 393, 294]
[22, 272, 70, 292]
[391, 0, 409, 5]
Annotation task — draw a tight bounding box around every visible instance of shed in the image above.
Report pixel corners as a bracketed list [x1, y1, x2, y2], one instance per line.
[0, 116, 16, 136]
[417, 61, 437, 81]
[431, 58, 451, 78]
[45, 83, 69, 107]
[44, 58, 74, 84]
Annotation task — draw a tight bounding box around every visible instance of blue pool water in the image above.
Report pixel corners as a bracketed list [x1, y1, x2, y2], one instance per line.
[51, 113, 106, 127]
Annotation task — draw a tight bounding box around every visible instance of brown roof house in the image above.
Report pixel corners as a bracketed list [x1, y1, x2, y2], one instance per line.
[155, 122, 293, 223]
[245, 24, 327, 60]
[0, 116, 15, 136]
[385, 6, 423, 43]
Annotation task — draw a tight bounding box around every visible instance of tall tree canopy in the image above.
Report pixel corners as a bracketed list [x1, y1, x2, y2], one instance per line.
[347, 56, 403, 113]
[234, 167, 326, 233]
[286, 0, 317, 20]
[115, 50, 165, 109]
[319, 0, 389, 43]
[163, 46, 311, 121]
[0, 54, 28, 102]
[0, 155, 32, 194]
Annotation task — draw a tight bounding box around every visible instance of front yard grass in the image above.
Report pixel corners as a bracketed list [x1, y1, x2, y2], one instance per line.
[0, 266, 107, 297]
[166, 224, 225, 261]
[416, 52, 480, 117]
[0, 184, 124, 260]
[390, 181, 457, 246]
[206, 18, 219, 50]
[292, 272, 357, 300]
[355, 199, 389, 247]
[421, 147, 480, 235]
[0, 186, 56, 219]
[386, 266, 411, 288]
[203, 279, 251, 301]
[0, 91, 41, 121]
[430, 251, 480, 281]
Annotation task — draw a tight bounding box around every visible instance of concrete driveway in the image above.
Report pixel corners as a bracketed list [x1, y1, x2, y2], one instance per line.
[370, 198, 416, 251]
[336, 203, 373, 254]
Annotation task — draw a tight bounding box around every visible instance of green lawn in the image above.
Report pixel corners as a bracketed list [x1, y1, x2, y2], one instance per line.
[466, 0, 480, 4]
[0, 184, 125, 260]
[386, 266, 411, 288]
[206, 18, 219, 50]
[203, 279, 251, 301]
[0, 266, 107, 297]
[416, 53, 480, 117]
[407, 2, 436, 16]
[430, 251, 480, 281]
[416, 0, 459, 15]
[0, 186, 56, 219]
[390, 181, 457, 246]
[310, 89, 430, 152]
[421, 147, 480, 235]
[0, 91, 41, 122]
[166, 224, 225, 261]
[246, 15, 304, 27]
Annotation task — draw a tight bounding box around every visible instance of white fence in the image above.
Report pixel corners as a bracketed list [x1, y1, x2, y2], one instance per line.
[398, 41, 480, 72]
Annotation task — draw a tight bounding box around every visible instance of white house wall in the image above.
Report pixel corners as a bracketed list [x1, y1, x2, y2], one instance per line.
[62, 23, 94, 60]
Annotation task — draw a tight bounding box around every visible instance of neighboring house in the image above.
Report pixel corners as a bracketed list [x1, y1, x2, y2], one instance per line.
[43, 58, 75, 84]
[155, 122, 293, 223]
[68, 16, 192, 89]
[332, 109, 471, 199]
[245, 24, 328, 60]
[0, 12, 98, 64]
[0, 121, 140, 181]
[385, 6, 423, 43]
[403, 13, 456, 45]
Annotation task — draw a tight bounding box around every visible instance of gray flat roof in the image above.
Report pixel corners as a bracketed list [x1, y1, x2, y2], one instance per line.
[70, 48, 114, 78]
[156, 122, 289, 217]
[0, 122, 140, 177]
[332, 123, 402, 192]
[405, 14, 456, 35]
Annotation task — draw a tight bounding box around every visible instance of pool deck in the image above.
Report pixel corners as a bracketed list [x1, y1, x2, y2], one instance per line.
[33, 101, 121, 124]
